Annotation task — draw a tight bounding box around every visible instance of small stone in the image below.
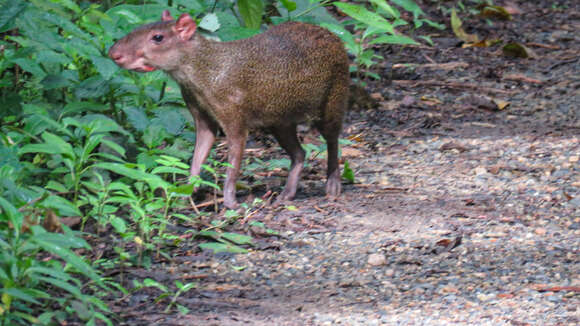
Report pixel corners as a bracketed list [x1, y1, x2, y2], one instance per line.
[368, 253, 387, 266]
[569, 156, 579, 163]
[474, 166, 488, 175]
[385, 268, 395, 277]
[568, 197, 580, 207]
[534, 228, 547, 236]
[477, 293, 495, 301]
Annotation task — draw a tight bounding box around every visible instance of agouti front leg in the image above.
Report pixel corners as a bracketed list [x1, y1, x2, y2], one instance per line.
[189, 109, 219, 177]
[223, 129, 248, 209]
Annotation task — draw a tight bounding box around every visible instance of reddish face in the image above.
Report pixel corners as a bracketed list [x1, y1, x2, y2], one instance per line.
[108, 10, 196, 73]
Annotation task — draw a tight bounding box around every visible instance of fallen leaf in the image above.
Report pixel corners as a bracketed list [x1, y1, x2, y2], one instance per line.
[493, 99, 510, 110]
[347, 133, 364, 142]
[480, 5, 512, 20]
[451, 9, 479, 43]
[463, 39, 502, 48]
[503, 42, 538, 59]
[420, 96, 442, 105]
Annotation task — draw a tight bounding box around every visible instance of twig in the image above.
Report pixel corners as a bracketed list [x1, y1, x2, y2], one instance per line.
[392, 80, 514, 94]
[188, 197, 201, 215]
[195, 197, 224, 209]
[526, 42, 560, 50]
[392, 62, 469, 70]
[503, 73, 543, 84]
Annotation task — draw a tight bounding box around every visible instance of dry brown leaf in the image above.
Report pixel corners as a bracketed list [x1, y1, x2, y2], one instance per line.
[463, 39, 502, 48]
[420, 96, 442, 105]
[480, 5, 512, 20]
[493, 99, 510, 110]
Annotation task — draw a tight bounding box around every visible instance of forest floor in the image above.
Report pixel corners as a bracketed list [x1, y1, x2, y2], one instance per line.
[111, 1, 579, 325]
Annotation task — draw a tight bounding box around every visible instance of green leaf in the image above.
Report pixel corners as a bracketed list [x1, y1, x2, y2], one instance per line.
[369, 34, 418, 45]
[37, 276, 82, 298]
[143, 278, 168, 292]
[341, 160, 355, 183]
[11, 58, 46, 79]
[0, 0, 28, 32]
[26, 266, 73, 281]
[18, 132, 75, 158]
[94, 162, 170, 190]
[176, 282, 196, 292]
[319, 23, 357, 53]
[168, 184, 194, 196]
[237, 0, 264, 29]
[391, 0, 424, 18]
[199, 13, 220, 32]
[74, 75, 109, 99]
[220, 232, 253, 245]
[46, 180, 70, 192]
[199, 242, 248, 254]
[0, 288, 43, 305]
[33, 226, 89, 249]
[123, 106, 150, 131]
[369, 0, 399, 18]
[100, 139, 126, 158]
[156, 109, 185, 135]
[32, 238, 101, 284]
[334, 2, 394, 34]
[91, 56, 120, 80]
[0, 196, 22, 237]
[110, 217, 127, 234]
[280, 0, 297, 12]
[151, 166, 189, 175]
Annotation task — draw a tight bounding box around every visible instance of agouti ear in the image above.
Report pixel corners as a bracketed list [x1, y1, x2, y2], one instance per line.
[174, 14, 197, 41]
[161, 10, 173, 22]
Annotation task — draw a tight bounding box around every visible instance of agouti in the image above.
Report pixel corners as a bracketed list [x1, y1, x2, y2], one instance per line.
[109, 10, 349, 209]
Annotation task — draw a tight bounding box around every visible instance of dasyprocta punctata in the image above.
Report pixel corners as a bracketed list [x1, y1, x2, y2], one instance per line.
[109, 10, 349, 209]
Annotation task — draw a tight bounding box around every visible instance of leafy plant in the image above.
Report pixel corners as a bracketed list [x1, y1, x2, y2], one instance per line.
[321, 0, 443, 84]
[0, 198, 111, 325]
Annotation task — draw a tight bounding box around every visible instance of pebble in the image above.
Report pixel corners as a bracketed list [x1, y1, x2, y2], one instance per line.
[368, 253, 387, 266]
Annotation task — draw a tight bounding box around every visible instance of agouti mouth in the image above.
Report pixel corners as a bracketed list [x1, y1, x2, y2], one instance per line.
[133, 65, 157, 73]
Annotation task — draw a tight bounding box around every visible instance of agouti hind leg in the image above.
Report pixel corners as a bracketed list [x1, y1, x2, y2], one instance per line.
[316, 85, 347, 198]
[272, 123, 306, 202]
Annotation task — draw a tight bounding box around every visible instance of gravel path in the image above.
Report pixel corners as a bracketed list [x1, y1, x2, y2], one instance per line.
[119, 1, 579, 325]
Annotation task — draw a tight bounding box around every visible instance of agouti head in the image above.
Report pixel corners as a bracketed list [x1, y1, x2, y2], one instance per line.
[108, 10, 197, 73]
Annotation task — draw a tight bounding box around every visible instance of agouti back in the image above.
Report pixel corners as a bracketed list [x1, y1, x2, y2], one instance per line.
[109, 11, 349, 209]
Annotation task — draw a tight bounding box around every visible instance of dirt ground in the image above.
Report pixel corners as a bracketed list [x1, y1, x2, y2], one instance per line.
[111, 1, 579, 325]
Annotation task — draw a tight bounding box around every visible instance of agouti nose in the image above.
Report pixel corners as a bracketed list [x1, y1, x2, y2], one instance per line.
[108, 47, 124, 63]
[110, 52, 123, 62]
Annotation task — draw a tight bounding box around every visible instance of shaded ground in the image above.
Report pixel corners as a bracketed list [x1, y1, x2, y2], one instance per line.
[111, 1, 579, 325]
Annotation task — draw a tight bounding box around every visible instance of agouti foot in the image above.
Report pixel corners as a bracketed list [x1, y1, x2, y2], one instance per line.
[325, 178, 342, 197]
[224, 199, 240, 210]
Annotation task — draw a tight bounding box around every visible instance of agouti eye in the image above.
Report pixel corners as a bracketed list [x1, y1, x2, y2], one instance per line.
[152, 34, 164, 43]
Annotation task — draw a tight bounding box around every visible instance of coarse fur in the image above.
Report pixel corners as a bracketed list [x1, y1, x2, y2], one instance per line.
[109, 11, 349, 209]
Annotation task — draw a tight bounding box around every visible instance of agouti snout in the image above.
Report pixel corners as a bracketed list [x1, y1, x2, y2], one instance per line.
[109, 10, 349, 209]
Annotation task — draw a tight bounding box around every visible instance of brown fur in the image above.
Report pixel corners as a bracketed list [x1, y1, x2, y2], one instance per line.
[109, 11, 349, 209]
